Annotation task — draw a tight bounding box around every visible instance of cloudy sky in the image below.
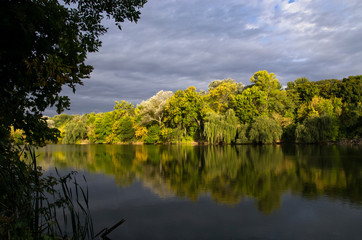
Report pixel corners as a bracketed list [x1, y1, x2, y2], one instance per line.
[51, 0, 362, 115]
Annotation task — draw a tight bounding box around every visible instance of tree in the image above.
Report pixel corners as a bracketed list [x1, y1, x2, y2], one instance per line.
[286, 77, 319, 102]
[338, 75, 362, 105]
[297, 96, 342, 122]
[112, 116, 135, 143]
[0, 1, 147, 238]
[139, 90, 173, 126]
[163, 87, 204, 139]
[248, 70, 290, 117]
[248, 116, 282, 144]
[207, 79, 243, 113]
[94, 112, 114, 143]
[233, 86, 268, 123]
[250, 70, 281, 95]
[204, 109, 239, 144]
[296, 116, 339, 143]
[144, 125, 160, 144]
[208, 79, 243, 92]
[0, 0, 147, 148]
[114, 100, 135, 119]
[62, 116, 88, 144]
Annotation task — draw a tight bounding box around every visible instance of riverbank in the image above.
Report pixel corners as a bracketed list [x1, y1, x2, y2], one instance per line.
[75, 138, 362, 146]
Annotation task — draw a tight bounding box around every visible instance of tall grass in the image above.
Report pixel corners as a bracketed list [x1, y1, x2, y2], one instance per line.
[1, 145, 95, 239]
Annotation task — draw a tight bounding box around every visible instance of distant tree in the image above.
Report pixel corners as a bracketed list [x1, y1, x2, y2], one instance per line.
[339, 106, 362, 138]
[286, 77, 319, 102]
[163, 87, 204, 139]
[235, 123, 250, 144]
[62, 116, 88, 144]
[233, 86, 267, 123]
[144, 125, 160, 144]
[208, 79, 243, 92]
[207, 79, 243, 113]
[338, 75, 362, 105]
[297, 96, 342, 122]
[249, 116, 282, 144]
[204, 109, 239, 144]
[52, 114, 75, 129]
[248, 70, 291, 118]
[114, 100, 135, 119]
[296, 116, 339, 143]
[94, 112, 114, 143]
[250, 70, 281, 96]
[112, 116, 135, 143]
[134, 125, 148, 141]
[139, 90, 173, 126]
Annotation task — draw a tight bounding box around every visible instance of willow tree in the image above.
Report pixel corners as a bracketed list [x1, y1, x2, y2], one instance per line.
[248, 115, 282, 144]
[62, 116, 88, 144]
[204, 109, 239, 144]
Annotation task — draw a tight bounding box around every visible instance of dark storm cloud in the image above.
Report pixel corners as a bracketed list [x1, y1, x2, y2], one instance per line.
[50, 0, 362, 115]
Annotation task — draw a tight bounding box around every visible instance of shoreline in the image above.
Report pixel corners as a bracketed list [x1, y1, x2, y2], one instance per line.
[64, 138, 362, 146]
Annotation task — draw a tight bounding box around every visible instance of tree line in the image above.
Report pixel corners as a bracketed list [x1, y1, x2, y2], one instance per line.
[28, 71, 361, 145]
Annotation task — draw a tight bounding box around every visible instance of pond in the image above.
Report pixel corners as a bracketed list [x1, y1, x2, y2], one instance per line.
[37, 144, 362, 239]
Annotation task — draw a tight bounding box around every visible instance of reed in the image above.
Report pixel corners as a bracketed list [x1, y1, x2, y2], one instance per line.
[1, 145, 95, 239]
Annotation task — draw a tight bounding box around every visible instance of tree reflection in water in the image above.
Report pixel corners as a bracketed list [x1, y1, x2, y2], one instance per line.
[37, 144, 362, 214]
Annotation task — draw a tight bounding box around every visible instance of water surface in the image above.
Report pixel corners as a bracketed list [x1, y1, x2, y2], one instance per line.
[37, 144, 362, 239]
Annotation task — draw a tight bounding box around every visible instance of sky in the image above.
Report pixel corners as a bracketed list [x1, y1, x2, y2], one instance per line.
[49, 0, 362, 116]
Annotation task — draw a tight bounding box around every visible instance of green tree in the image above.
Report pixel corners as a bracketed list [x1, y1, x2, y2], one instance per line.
[207, 79, 243, 113]
[337, 75, 362, 105]
[297, 96, 342, 122]
[110, 101, 135, 143]
[0, 0, 147, 148]
[94, 112, 114, 143]
[112, 116, 135, 143]
[286, 77, 319, 102]
[250, 70, 281, 96]
[62, 116, 88, 144]
[233, 86, 268, 123]
[204, 109, 239, 144]
[249, 70, 288, 116]
[163, 87, 204, 140]
[296, 116, 339, 143]
[248, 116, 282, 144]
[114, 100, 135, 119]
[144, 125, 161, 144]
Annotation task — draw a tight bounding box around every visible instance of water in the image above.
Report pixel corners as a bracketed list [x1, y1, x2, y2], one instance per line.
[37, 144, 362, 239]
